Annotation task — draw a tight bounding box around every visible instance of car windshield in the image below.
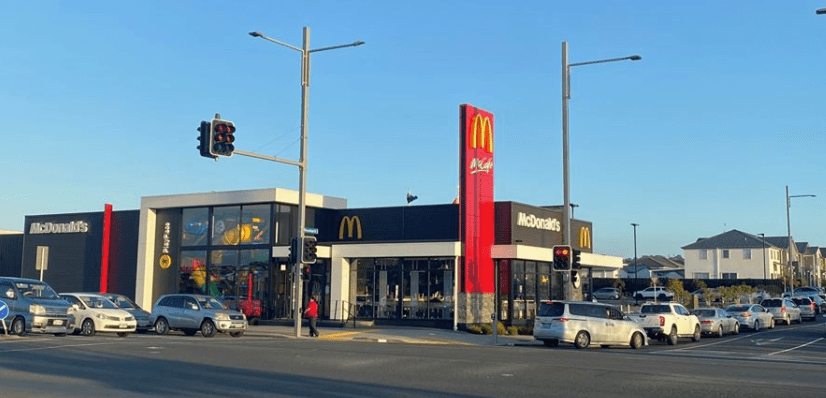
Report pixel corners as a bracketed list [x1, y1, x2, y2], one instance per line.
[81, 296, 118, 309]
[107, 295, 139, 309]
[692, 309, 716, 317]
[762, 299, 782, 307]
[538, 302, 565, 317]
[197, 297, 227, 310]
[641, 305, 671, 314]
[15, 282, 59, 299]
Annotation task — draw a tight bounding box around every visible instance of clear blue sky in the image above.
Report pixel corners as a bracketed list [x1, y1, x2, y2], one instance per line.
[2, 1, 824, 259]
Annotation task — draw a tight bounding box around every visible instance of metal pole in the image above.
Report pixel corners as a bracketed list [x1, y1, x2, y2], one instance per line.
[294, 27, 310, 338]
[632, 223, 638, 303]
[759, 233, 767, 287]
[561, 42, 572, 301]
[786, 186, 792, 293]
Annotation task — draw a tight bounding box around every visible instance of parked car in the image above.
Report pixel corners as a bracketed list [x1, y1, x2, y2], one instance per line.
[592, 287, 621, 300]
[533, 301, 647, 349]
[101, 293, 153, 333]
[0, 277, 72, 336]
[806, 294, 826, 314]
[60, 293, 136, 337]
[760, 298, 802, 325]
[794, 287, 822, 295]
[725, 304, 775, 332]
[150, 294, 247, 338]
[633, 287, 674, 301]
[790, 297, 817, 321]
[629, 302, 701, 345]
[691, 308, 739, 337]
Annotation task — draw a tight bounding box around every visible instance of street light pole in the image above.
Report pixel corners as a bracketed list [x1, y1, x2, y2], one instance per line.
[631, 223, 639, 303]
[785, 185, 816, 293]
[250, 27, 364, 338]
[817, 8, 826, 14]
[758, 233, 767, 288]
[561, 42, 640, 248]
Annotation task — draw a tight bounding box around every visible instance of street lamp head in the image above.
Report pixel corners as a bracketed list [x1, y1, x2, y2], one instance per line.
[817, 8, 826, 14]
[628, 55, 642, 61]
[353, 40, 366, 47]
[249, 31, 263, 37]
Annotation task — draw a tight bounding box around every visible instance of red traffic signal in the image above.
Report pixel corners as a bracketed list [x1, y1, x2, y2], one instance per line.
[210, 118, 236, 157]
[552, 245, 572, 271]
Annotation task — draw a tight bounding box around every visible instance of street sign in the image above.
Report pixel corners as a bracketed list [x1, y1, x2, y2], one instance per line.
[36, 246, 49, 271]
[304, 227, 318, 235]
[0, 300, 9, 320]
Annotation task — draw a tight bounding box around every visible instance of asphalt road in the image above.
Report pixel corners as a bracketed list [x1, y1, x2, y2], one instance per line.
[1, 320, 825, 397]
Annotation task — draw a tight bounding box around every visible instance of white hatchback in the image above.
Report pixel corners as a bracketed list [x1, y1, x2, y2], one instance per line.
[60, 293, 136, 337]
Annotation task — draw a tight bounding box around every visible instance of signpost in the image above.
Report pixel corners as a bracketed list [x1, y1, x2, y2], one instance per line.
[36, 246, 49, 282]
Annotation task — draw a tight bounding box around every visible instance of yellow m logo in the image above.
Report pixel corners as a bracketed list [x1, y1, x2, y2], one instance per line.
[578, 227, 591, 249]
[339, 216, 362, 239]
[471, 114, 493, 153]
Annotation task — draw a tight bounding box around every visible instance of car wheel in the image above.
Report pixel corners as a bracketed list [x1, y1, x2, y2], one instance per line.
[667, 326, 678, 345]
[733, 323, 739, 335]
[769, 318, 775, 329]
[81, 319, 96, 337]
[634, 294, 642, 300]
[717, 325, 724, 338]
[753, 320, 760, 332]
[200, 319, 217, 338]
[691, 325, 701, 342]
[796, 315, 802, 324]
[574, 331, 590, 349]
[154, 318, 169, 335]
[117, 332, 128, 337]
[230, 331, 244, 338]
[543, 339, 559, 348]
[630, 332, 644, 349]
[11, 316, 26, 336]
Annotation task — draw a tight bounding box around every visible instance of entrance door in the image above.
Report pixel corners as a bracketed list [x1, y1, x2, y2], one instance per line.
[272, 266, 293, 319]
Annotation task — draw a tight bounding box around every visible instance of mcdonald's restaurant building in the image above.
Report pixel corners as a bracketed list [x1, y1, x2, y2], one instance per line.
[7, 104, 621, 330]
[10, 186, 618, 330]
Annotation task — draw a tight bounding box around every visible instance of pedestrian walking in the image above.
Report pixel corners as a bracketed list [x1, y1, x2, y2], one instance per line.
[304, 297, 319, 337]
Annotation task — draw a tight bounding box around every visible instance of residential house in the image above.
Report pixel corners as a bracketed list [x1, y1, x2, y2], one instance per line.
[682, 230, 785, 281]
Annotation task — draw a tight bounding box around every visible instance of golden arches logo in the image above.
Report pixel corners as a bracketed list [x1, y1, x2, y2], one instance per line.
[471, 114, 493, 153]
[578, 227, 592, 249]
[339, 216, 362, 239]
[159, 254, 172, 269]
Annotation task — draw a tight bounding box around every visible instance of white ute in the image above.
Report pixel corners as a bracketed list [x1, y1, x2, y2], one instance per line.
[630, 302, 701, 345]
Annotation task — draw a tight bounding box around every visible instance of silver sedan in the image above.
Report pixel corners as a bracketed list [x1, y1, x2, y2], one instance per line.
[691, 308, 739, 337]
[725, 304, 775, 332]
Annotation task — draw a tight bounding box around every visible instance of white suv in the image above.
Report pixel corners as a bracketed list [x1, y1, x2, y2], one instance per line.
[633, 287, 674, 301]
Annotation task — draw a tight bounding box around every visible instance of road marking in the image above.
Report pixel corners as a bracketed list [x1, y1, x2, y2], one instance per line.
[752, 338, 783, 346]
[319, 330, 367, 340]
[767, 337, 824, 356]
[0, 341, 115, 353]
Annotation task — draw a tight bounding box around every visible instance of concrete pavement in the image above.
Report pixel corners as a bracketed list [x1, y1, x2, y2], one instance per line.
[243, 323, 538, 346]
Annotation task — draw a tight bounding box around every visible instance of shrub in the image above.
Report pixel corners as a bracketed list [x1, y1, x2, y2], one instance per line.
[506, 326, 519, 335]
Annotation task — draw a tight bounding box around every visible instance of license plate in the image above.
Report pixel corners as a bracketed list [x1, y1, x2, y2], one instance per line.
[53, 320, 63, 326]
[120, 324, 127, 328]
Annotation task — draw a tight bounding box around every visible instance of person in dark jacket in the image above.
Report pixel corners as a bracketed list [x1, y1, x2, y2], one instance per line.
[304, 297, 319, 337]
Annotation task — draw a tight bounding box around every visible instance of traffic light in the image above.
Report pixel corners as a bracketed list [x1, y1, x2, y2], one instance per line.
[210, 118, 236, 157]
[302, 236, 317, 264]
[572, 249, 582, 270]
[289, 237, 299, 264]
[552, 245, 572, 271]
[302, 265, 311, 280]
[197, 121, 215, 159]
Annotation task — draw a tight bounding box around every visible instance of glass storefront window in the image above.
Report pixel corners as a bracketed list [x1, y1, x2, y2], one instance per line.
[179, 250, 207, 294]
[181, 208, 209, 246]
[212, 206, 241, 246]
[240, 204, 271, 245]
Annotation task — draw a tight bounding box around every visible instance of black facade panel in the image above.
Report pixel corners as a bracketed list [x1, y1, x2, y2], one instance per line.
[326, 204, 459, 243]
[0, 233, 23, 277]
[22, 212, 104, 293]
[106, 210, 140, 297]
[152, 209, 182, 299]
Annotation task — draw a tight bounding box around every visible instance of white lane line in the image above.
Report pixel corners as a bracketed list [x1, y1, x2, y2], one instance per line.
[0, 341, 115, 353]
[767, 337, 824, 356]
